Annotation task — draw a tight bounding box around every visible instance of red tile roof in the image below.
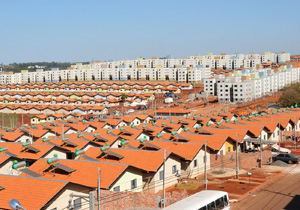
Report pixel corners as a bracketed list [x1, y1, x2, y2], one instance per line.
[26, 159, 128, 189]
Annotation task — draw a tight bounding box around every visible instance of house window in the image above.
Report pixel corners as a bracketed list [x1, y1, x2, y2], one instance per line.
[51, 208, 57, 210]
[131, 179, 137, 189]
[159, 170, 164, 180]
[194, 159, 198, 167]
[172, 165, 177, 174]
[113, 186, 120, 191]
[273, 133, 275, 138]
[228, 147, 231, 152]
[73, 198, 81, 210]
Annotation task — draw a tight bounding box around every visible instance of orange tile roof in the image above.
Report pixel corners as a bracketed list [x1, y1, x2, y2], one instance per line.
[202, 128, 255, 143]
[129, 140, 203, 160]
[221, 123, 263, 137]
[0, 175, 69, 210]
[0, 155, 10, 164]
[0, 142, 54, 160]
[0, 132, 24, 142]
[85, 148, 171, 172]
[26, 159, 128, 189]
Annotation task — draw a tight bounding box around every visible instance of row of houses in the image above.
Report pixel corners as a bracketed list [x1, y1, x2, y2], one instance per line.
[0, 105, 299, 209]
[0, 81, 190, 93]
[0, 104, 108, 115]
[0, 91, 155, 100]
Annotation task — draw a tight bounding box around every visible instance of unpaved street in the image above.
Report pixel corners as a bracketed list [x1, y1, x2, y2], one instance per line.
[231, 165, 300, 210]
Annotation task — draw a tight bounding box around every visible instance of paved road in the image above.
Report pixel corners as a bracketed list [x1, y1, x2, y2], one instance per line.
[231, 165, 300, 210]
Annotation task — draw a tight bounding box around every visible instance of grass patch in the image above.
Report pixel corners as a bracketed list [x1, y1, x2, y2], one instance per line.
[176, 181, 203, 190]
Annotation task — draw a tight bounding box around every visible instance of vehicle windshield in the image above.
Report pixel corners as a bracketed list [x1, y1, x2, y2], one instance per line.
[289, 154, 298, 158]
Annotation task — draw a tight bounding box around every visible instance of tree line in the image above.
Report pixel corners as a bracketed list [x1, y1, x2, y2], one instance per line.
[1, 62, 73, 73]
[279, 83, 300, 107]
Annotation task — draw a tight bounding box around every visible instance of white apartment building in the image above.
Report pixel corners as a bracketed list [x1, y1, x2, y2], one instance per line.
[278, 52, 291, 63]
[204, 78, 216, 96]
[177, 68, 187, 82]
[0, 52, 291, 85]
[204, 64, 299, 103]
[232, 81, 252, 102]
[218, 82, 232, 102]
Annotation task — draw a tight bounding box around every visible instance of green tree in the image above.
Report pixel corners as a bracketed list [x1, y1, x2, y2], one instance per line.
[279, 83, 300, 107]
[121, 93, 128, 102]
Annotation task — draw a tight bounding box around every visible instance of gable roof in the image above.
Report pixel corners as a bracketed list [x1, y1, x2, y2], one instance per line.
[0, 142, 54, 160]
[128, 140, 203, 161]
[0, 175, 68, 210]
[25, 159, 129, 189]
[85, 148, 171, 172]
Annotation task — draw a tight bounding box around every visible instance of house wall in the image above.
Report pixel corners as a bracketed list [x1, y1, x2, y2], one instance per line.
[43, 149, 67, 159]
[144, 155, 181, 193]
[0, 160, 15, 175]
[181, 148, 210, 178]
[43, 184, 91, 210]
[109, 167, 143, 193]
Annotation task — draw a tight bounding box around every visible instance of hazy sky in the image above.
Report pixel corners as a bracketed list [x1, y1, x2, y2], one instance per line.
[0, 0, 299, 64]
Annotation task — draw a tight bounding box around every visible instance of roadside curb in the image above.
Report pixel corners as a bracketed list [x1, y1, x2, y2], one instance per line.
[234, 165, 297, 202]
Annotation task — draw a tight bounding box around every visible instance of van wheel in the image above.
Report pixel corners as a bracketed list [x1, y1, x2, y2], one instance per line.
[288, 160, 293, 164]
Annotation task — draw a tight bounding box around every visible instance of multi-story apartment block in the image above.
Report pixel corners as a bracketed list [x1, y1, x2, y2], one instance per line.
[232, 81, 252, 102]
[218, 82, 232, 102]
[277, 52, 291, 63]
[204, 78, 216, 96]
[0, 52, 291, 85]
[204, 63, 299, 103]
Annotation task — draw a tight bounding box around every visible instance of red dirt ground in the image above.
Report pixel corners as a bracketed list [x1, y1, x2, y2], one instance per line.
[166, 168, 281, 200]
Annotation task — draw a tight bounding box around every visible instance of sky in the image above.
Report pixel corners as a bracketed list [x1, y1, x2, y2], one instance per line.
[0, 0, 299, 64]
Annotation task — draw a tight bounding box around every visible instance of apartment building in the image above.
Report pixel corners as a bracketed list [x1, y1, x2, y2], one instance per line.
[0, 52, 290, 85]
[204, 65, 300, 103]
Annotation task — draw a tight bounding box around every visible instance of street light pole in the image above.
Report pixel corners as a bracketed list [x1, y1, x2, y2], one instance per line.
[204, 139, 207, 190]
[294, 116, 296, 151]
[236, 132, 239, 179]
[259, 126, 262, 168]
[97, 168, 100, 210]
[162, 149, 166, 208]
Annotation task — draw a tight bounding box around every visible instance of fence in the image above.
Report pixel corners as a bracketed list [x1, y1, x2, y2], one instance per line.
[88, 189, 189, 210]
[210, 150, 272, 170]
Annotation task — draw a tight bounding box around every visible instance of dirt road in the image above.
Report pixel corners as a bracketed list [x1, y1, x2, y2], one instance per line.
[231, 164, 300, 210]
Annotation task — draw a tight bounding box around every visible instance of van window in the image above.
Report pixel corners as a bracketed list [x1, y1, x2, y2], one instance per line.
[207, 201, 216, 210]
[198, 207, 207, 210]
[224, 195, 228, 206]
[215, 197, 224, 209]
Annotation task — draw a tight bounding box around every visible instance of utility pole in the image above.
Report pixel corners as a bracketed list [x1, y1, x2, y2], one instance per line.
[22, 110, 24, 126]
[97, 168, 100, 210]
[89, 191, 96, 210]
[162, 149, 166, 208]
[294, 116, 296, 151]
[279, 122, 281, 153]
[259, 126, 262, 168]
[155, 100, 157, 119]
[236, 132, 239, 179]
[62, 112, 64, 140]
[204, 139, 207, 190]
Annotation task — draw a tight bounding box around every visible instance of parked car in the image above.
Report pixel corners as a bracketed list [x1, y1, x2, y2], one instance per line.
[273, 153, 300, 164]
[163, 92, 174, 97]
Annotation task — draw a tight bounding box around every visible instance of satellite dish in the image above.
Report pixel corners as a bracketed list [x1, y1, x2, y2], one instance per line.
[9, 199, 27, 210]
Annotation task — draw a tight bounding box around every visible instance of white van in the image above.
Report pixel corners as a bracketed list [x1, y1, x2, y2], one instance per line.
[163, 190, 230, 210]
